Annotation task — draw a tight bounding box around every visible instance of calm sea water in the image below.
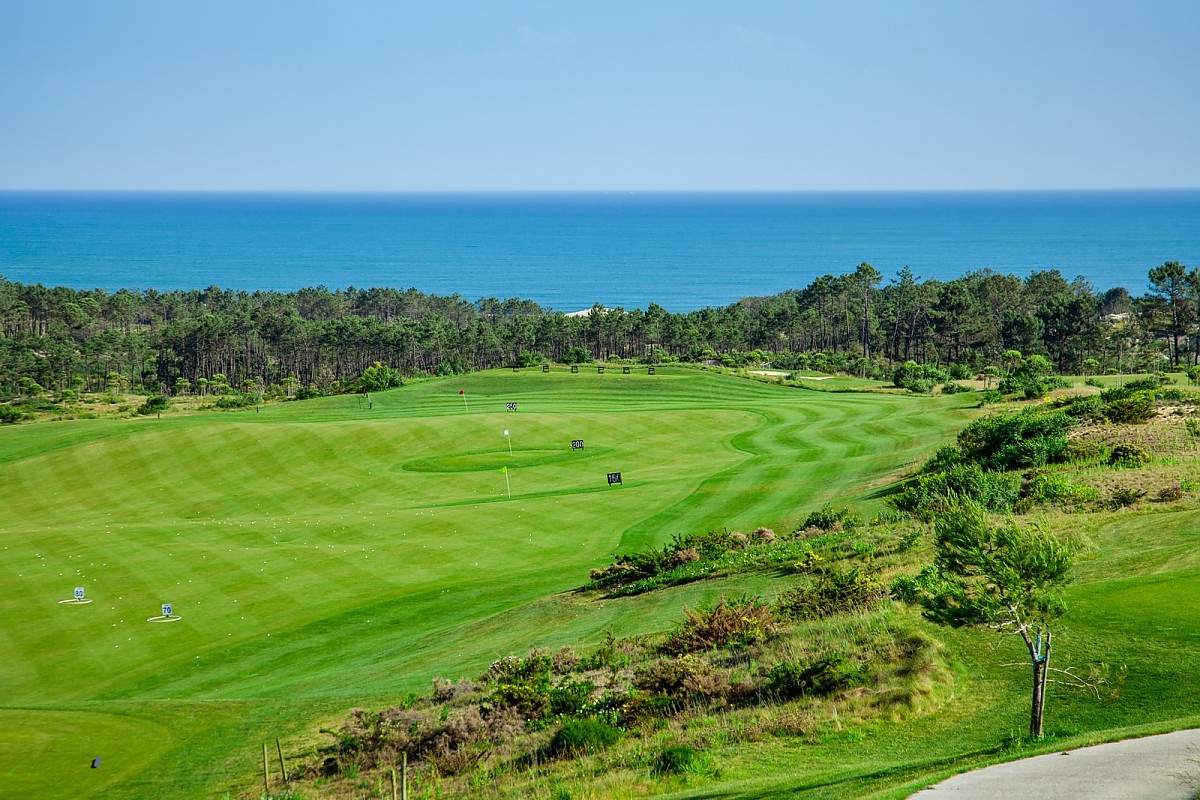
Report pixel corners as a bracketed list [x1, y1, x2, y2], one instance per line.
[1, 191, 1197, 312]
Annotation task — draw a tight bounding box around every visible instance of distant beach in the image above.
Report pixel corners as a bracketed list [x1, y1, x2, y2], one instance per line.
[1, 190, 1197, 311]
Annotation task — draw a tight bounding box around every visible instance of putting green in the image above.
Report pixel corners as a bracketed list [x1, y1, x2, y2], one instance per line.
[401, 445, 613, 473]
[0, 368, 976, 798]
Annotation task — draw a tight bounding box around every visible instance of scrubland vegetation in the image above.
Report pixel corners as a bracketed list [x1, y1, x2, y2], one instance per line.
[4, 342, 1200, 798]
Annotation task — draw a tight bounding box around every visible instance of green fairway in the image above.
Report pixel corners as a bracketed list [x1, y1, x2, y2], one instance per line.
[0, 368, 975, 798]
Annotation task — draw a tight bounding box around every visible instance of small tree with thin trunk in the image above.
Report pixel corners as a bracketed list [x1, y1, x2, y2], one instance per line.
[915, 497, 1080, 737]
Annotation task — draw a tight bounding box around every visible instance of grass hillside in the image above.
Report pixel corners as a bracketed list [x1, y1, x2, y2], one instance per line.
[0, 368, 975, 799]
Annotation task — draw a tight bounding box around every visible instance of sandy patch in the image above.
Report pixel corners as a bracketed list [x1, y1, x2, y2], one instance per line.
[748, 370, 833, 380]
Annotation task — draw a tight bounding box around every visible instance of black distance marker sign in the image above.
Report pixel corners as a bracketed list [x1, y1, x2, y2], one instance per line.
[571, 439, 584, 450]
[506, 402, 517, 411]
[607, 472, 623, 485]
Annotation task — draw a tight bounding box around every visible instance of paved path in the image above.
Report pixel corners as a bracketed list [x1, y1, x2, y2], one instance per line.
[911, 729, 1200, 799]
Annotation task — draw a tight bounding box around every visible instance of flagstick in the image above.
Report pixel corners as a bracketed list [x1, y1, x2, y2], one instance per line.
[504, 469, 511, 498]
[507, 434, 513, 456]
[462, 393, 469, 412]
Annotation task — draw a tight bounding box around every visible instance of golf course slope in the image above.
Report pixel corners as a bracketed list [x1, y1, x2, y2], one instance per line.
[3, 367, 1200, 799]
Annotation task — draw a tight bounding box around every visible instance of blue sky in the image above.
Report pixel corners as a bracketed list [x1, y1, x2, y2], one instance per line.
[1, 1, 1197, 191]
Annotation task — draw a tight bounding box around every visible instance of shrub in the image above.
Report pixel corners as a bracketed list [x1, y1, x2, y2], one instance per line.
[1109, 443, 1150, 467]
[890, 463, 1020, 517]
[893, 361, 942, 393]
[548, 719, 621, 757]
[948, 363, 973, 380]
[1109, 487, 1147, 509]
[1105, 393, 1155, 424]
[663, 596, 775, 654]
[980, 389, 1005, 405]
[800, 505, 863, 532]
[551, 647, 579, 673]
[294, 386, 320, 400]
[0, 404, 28, 424]
[763, 656, 866, 700]
[777, 568, 888, 620]
[1156, 485, 1185, 503]
[634, 656, 713, 696]
[1061, 395, 1108, 422]
[940, 382, 972, 394]
[215, 393, 257, 409]
[357, 361, 402, 392]
[653, 745, 702, 776]
[484, 652, 553, 719]
[136, 394, 169, 415]
[954, 409, 1074, 470]
[1063, 438, 1108, 464]
[548, 679, 598, 717]
[1020, 472, 1101, 509]
[998, 355, 1060, 398]
[752, 526, 777, 544]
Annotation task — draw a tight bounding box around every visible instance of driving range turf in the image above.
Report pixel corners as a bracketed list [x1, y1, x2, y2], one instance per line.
[3, 368, 1199, 799]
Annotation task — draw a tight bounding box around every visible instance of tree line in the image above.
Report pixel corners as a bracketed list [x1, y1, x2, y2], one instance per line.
[0, 260, 1196, 397]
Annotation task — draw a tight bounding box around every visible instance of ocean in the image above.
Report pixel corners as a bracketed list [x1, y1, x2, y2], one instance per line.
[1, 190, 1197, 312]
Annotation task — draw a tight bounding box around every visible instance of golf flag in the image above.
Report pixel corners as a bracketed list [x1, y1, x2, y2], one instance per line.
[459, 389, 464, 395]
[503, 429, 510, 436]
[500, 466, 508, 474]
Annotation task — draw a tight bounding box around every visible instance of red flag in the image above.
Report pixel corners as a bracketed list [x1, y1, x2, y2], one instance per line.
[459, 389, 465, 395]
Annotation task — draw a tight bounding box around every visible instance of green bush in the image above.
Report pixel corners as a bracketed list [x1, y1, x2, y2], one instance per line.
[980, 389, 1005, 405]
[1104, 393, 1155, 424]
[633, 657, 712, 696]
[548, 718, 621, 757]
[548, 678, 597, 717]
[890, 463, 1020, 517]
[136, 394, 169, 415]
[1109, 487, 1147, 508]
[357, 361, 402, 392]
[777, 568, 888, 620]
[1109, 443, 1150, 467]
[653, 745, 704, 776]
[893, 361, 944, 393]
[954, 409, 1074, 471]
[0, 404, 28, 424]
[940, 382, 972, 394]
[215, 393, 257, 409]
[1063, 438, 1108, 464]
[800, 504, 863, 532]
[763, 656, 866, 700]
[1020, 472, 1100, 508]
[663, 596, 775, 654]
[1061, 394, 1108, 422]
[948, 363, 973, 380]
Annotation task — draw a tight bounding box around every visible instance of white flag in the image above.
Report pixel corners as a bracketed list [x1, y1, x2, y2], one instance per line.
[503, 429, 510, 436]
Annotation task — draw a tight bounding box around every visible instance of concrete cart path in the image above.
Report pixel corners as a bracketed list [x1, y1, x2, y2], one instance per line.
[911, 728, 1200, 799]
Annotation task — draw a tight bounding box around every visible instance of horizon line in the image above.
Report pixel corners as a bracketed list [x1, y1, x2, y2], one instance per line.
[2, 186, 1199, 195]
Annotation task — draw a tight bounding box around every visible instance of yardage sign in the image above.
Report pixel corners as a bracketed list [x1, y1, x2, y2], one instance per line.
[571, 365, 579, 373]
[622, 366, 630, 374]
[597, 366, 605, 374]
[648, 366, 656, 374]
[542, 364, 549, 372]
[161, 603, 173, 617]
[506, 402, 517, 411]
[513, 366, 520, 372]
[571, 439, 584, 450]
[74, 587, 85, 600]
[607, 472, 623, 485]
